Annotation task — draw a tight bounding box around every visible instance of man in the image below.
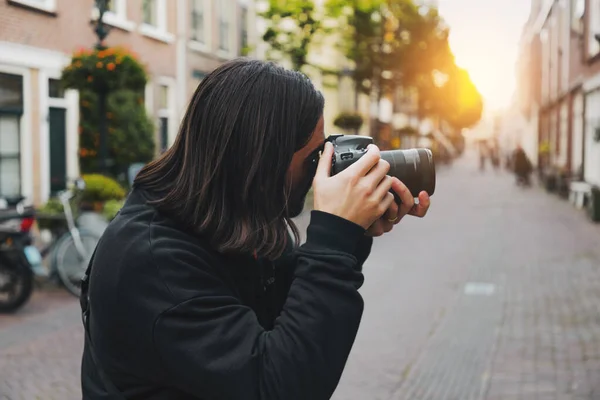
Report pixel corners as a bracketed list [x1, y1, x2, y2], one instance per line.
[81, 59, 430, 399]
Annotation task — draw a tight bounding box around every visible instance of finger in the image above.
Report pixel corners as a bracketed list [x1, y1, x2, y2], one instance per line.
[342, 144, 381, 178]
[382, 194, 399, 221]
[391, 178, 414, 219]
[409, 191, 431, 218]
[366, 221, 385, 237]
[364, 159, 391, 192]
[315, 142, 334, 179]
[373, 174, 394, 202]
[377, 192, 395, 218]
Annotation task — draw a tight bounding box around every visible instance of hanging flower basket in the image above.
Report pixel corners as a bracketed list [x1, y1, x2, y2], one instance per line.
[61, 46, 148, 93]
[333, 112, 364, 131]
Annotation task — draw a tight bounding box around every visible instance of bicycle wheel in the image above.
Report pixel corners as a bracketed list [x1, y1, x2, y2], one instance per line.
[52, 230, 99, 297]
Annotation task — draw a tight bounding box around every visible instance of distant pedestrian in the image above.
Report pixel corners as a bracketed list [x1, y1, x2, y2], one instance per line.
[512, 145, 532, 186]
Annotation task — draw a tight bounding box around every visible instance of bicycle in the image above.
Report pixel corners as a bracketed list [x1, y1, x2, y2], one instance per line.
[37, 179, 101, 298]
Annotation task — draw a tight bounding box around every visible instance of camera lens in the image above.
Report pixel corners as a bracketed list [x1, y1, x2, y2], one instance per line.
[380, 149, 436, 197]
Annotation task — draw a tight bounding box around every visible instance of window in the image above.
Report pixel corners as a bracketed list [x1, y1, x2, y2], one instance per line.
[158, 84, 168, 110]
[156, 80, 174, 153]
[8, 0, 56, 13]
[218, 1, 231, 52]
[240, 6, 248, 56]
[191, 0, 206, 43]
[143, 0, 158, 26]
[93, 0, 135, 31]
[140, 0, 173, 43]
[159, 117, 169, 153]
[0, 73, 23, 197]
[48, 79, 64, 98]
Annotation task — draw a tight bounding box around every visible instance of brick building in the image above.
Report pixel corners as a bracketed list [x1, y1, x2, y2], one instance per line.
[515, 0, 600, 202]
[0, 0, 258, 205]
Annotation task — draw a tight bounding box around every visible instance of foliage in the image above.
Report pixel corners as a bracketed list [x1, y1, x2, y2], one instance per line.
[260, 0, 322, 71]
[431, 66, 483, 130]
[333, 112, 364, 130]
[325, 0, 449, 95]
[37, 197, 64, 216]
[81, 174, 126, 203]
[102, 199, 125, 221]
[78, 89, 155, 176]
[61, 46, 147, 93]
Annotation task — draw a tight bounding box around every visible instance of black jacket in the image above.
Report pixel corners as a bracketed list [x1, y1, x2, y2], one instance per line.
[81, 188, 372, 400]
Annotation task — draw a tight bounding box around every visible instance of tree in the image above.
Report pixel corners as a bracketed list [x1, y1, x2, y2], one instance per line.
[260, 0, 322, 71]
[79, 89, 155, 178]
[433, 66, 483, 131]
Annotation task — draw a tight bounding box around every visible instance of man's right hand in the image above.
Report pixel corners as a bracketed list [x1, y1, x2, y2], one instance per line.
[313, 141, 394, 229]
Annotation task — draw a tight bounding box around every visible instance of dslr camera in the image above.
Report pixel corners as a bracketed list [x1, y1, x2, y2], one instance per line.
[326, 134, 436, 198]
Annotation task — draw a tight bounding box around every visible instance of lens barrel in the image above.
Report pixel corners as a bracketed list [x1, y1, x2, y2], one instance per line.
[380, 149, 436, 197]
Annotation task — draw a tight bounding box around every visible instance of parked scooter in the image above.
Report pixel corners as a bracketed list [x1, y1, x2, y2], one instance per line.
[0, 203, 42, 312]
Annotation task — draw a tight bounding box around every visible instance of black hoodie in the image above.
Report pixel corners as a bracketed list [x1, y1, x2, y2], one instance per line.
[81, 188, 372, 399]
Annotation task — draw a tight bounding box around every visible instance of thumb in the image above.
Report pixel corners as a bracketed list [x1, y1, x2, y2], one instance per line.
[315, 142, 334, 179]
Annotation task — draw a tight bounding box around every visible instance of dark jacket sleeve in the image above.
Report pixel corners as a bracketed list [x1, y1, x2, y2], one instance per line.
[354, 236, 373, 271]
[152, 211, 366, 400]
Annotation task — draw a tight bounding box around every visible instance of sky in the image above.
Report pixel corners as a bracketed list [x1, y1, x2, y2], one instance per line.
[436, 0, 531, 112]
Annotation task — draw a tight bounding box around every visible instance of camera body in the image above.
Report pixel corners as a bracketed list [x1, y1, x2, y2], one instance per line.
[327, 134, 374, 175]
[326, 134, 436, 198]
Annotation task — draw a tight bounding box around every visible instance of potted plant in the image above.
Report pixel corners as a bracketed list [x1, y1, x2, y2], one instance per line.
[36, 198, 68, 233]
[61, 46, 147, 93]
[80, 174, 126, 212]
[333, 112, 363, 133]
[102, 199, 125, 221]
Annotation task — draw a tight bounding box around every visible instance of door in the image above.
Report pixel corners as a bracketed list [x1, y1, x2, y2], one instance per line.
[49, 107, 67, 195]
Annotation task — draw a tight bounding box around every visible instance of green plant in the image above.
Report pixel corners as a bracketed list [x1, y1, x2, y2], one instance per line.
[102, 199, 125, 221]
[37, 198, 64, 215]
[36, 198, 67, 231]
[61, 46, 148, 93]
[78, 90, 155, 175]
[82, 174, 126, 203]
[260, 0, 322, 72]
[333, 112, 364, 130]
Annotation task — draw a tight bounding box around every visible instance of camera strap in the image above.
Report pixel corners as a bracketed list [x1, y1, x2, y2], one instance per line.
[80, 246, 128, 400]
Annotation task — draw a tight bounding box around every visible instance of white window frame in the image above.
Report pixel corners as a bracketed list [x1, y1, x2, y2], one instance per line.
[588, 0, 600, 58]
[9, 0, 56, 13]
[94, 0, 136, 32]
[0, 65, 32, 202]
[140, 0, 175, 43]
[156, 77, 177, 150]
[189, 0, 213, 53]
[41, 72, 80, 202]
[216, 0, 237, 59]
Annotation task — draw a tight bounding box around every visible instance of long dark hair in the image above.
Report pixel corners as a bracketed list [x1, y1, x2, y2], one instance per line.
[134, 58, 324, 260]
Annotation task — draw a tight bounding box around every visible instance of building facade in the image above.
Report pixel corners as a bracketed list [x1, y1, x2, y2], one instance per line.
[0, 0, 257, 205]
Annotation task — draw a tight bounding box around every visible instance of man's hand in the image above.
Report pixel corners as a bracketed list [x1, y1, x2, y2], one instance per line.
[365, 178, 431, 237]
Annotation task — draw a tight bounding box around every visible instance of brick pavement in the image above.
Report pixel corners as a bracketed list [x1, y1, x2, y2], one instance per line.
[2, 149, 600, 399]
[334, 151, 600, 400]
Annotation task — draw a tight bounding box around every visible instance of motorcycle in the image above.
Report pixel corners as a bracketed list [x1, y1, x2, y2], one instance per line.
[0, 202, 42, 313]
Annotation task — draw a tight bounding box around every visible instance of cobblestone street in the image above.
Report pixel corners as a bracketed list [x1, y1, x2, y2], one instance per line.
[2, 150, 600, 399]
